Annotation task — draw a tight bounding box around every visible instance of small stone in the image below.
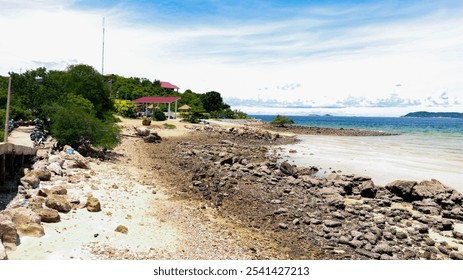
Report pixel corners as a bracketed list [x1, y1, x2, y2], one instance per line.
[86, 196, 101, 212]
[274, 208, 287, 215]
[323, 220, 342, 228]
[50, 185, 67, 195]
[424, 237, 436, 246]
[278, 223, 288, 229]
[115, 225, 128, 234]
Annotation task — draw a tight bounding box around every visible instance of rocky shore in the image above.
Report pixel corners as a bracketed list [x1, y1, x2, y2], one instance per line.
[1, 120, 463, 260]
[263, 124, 398, 136]
[146, 124, 463, 260]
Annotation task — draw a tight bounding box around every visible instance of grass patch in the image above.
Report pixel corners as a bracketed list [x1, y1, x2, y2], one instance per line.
[163, 123, 176, 129]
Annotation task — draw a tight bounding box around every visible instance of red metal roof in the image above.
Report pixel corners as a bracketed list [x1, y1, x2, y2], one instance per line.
[160, 81, 179, 89]
[132, 96, 180, 103]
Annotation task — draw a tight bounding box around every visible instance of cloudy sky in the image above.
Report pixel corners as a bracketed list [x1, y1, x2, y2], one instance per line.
[1, 0, 462, 116]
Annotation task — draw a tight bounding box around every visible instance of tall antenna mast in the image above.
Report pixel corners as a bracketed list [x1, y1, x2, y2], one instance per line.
[102, 16, 105, 75]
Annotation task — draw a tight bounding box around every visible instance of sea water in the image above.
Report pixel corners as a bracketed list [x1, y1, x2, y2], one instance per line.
[251, 115, 463, 192]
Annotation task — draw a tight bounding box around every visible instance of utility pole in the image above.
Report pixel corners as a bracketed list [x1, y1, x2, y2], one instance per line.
[102, 16, 105, 75]
[3, 77, 11, 142]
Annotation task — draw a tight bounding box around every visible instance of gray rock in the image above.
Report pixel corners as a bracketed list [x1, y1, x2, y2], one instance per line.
[372, 242, 393, 255]
[424, 237, 436, 246]
[323, 220, 342, 228]
[385, 180, 417, 200]
[360, 181, 377, 198]
[412, 199, 441, 215]
[442, 208, 463, 221]
[363, 232, 378, 245]
[279, 161, 298, 177]
[278, 223, 288, 229]
[48, 162, 64, 176]
[395, 230, 408, 240]
[355, 248, 380, 259]
[450, 252, 463, 260]
[273, 208, 287, 215]
[411, 179, 450, 200]
[452, 230, 463, 240]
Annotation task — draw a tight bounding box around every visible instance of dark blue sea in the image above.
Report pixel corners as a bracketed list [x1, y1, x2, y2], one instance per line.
[250, 115, 463, 136]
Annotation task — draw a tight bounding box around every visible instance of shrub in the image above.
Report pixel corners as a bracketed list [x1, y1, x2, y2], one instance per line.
[114, 99, 137, 118]
[152, 109, 167, 121]
[270, 115, 294, 127]
[50, 104, 119, 149]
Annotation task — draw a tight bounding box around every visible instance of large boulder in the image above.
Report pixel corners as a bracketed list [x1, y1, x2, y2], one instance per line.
[0, 217, 18, 251]
[45, 195, 72, 213]
[359, 180, 377, 198]
[16, 223, 45, 237]
[143, 132, 162, 143]
[11, 207, 44, 237]
[385, 180, 417, 201]
[20, 173, 40, 189]
[31, 170, 52, 181]
[33, 208, 61, 223]
[47, 162, 64, 176]
[11, 207, 41, 226]
[411, 179, 450, 200]
[279, 161, 298, 177]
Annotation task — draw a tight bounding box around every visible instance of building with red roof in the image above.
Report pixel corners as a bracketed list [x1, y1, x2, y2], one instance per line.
[160, 82, 179, 91]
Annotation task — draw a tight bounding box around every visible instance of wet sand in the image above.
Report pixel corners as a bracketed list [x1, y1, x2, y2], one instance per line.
[280, 134, 463, 192]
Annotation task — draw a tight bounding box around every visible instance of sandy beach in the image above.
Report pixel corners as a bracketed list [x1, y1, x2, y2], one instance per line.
[2, 118, 463, 260]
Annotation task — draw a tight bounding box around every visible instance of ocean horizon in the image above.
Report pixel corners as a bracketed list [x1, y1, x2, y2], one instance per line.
[249, 114, 463, 136]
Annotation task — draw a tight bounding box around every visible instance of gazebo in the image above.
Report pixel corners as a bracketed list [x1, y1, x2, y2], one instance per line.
[132, 96, 181, 119]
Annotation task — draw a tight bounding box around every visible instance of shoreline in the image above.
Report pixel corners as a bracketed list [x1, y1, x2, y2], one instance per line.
[1, 118, 463, 260]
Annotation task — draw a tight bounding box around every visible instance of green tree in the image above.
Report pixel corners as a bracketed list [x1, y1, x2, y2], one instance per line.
[270, 115, 295, 127]
[66, 64, 113, 117]
[200, 91, 226, 113]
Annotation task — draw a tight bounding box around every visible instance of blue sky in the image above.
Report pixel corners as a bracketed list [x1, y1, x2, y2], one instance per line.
[1, 0, 462, 116]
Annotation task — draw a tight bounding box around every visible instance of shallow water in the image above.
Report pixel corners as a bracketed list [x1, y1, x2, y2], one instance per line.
[280, 133, 463, 193]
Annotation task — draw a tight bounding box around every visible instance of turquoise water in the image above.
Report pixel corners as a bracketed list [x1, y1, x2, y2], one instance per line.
[251, 115, 463, 191]
[250, 115, 463, 136]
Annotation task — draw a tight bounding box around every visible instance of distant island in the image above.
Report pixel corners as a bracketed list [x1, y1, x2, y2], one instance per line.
[402, 111, 463, 118]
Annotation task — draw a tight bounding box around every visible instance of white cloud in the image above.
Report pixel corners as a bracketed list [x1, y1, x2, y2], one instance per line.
[1, 1, 462, 116]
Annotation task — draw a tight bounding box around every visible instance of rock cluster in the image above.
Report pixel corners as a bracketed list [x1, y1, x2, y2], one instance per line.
[173, 133, 463, 260]
[135, 126, 162, 143]
[0, 148, 100, 260]
[186, 125, 282, 143]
